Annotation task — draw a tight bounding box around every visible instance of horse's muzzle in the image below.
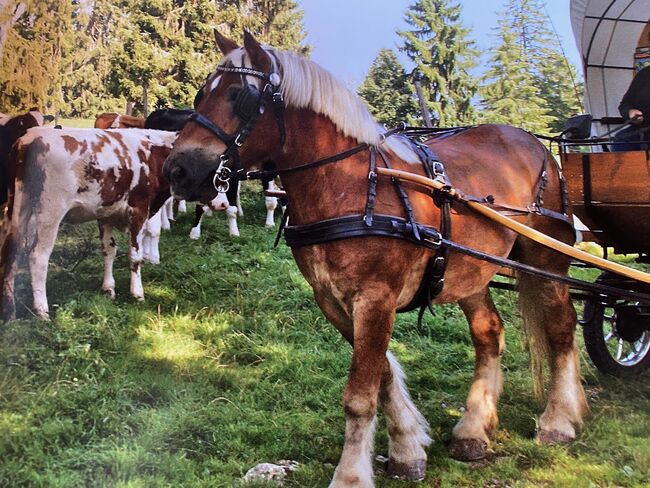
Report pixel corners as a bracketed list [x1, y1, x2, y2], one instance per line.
[163, 149, 219, 202]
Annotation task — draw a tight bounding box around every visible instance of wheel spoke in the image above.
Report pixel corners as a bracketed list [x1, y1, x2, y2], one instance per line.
[604, 331, 615, 342]
[616, 339, 624, 360]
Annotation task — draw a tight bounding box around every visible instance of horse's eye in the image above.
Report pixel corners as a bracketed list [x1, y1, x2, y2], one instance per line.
[226, 86, 241, 102]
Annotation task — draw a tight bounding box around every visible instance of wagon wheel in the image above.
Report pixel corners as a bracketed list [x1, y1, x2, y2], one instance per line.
[582, 299, 650, 376]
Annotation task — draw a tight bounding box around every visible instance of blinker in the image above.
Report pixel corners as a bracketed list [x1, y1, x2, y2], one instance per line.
[233, 85, 262, 121]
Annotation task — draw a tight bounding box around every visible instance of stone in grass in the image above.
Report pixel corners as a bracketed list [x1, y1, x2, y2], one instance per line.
[243, 460, 300, 483]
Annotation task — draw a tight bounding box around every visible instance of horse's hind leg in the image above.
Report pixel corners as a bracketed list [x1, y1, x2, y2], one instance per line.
[450, 288, 504, 461]
[518, 246, 588, 443]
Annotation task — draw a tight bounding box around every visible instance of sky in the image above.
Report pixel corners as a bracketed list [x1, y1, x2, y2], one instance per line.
[297, 0, 581, 88]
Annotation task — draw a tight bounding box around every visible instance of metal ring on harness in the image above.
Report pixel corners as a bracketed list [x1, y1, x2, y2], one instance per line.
[213, 157, 232, 193]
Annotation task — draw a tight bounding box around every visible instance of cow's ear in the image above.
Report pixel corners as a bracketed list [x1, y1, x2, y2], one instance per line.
[243, 30, 271, 71]
[214, 30, 239, 55]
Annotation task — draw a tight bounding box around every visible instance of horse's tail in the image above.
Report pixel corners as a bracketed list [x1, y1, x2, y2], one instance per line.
[517, 271, 551, 402]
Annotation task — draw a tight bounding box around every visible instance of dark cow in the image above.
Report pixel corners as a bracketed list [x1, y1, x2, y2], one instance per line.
[145, 108, 194, 131]
[0, 110, 48, 206]
[1, 128, 176, 320]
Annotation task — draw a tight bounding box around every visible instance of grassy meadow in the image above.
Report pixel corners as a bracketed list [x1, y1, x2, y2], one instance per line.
[0, 186, 649, 487]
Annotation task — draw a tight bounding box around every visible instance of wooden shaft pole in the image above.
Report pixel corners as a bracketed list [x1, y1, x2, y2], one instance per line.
[376, 167, 650, 285]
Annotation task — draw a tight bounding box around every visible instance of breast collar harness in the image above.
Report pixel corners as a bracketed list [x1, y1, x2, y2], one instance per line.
[188, 52, 285, 193]
[188, 58, 574, 320]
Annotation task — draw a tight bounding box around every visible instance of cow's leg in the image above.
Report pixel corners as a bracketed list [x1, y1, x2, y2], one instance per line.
[236, 184, 243, 217]
[450, 288, 504, 461]
[164, 196, 174, 224]
[99, 222, 117, 299]
[1, 231, 20, 320]
[28, 213, 66, 319]
[189, 204, 205, 240]
[329, 289, 395, 488]
[127, 216, 147, 301]
[142, 210, 162, 265]
[226, 205, 239, 237]
[264, 180, 278, 228]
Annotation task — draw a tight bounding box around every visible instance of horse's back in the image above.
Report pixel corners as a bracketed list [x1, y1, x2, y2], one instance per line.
[426, 124, 552, 210]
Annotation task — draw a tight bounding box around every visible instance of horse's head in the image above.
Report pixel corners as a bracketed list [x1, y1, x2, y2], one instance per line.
[164, 31, 285, 202]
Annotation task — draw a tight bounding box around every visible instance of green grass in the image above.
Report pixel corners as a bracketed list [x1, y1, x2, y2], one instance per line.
[56, 118, 95, 128]
[1, 187, 649, 487]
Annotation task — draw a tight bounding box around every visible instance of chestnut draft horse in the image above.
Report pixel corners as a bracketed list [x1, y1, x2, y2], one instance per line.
[164, 32, 588, 487]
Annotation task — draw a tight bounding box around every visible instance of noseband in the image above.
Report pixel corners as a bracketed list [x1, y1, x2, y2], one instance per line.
[189, 53, 285, 192]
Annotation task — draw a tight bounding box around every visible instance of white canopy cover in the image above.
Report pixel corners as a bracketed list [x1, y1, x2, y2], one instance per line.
[570, 0, 650, 133]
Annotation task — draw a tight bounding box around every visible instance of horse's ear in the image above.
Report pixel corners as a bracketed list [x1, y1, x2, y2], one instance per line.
[243, 30, 271, 69]
[214, 29, 239, 55]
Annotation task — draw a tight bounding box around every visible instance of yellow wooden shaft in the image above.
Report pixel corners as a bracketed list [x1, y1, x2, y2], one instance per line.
[376, 167, 650, 285]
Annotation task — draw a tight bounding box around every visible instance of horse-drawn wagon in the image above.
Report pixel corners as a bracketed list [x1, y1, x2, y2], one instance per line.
[558, 0, 650, 375]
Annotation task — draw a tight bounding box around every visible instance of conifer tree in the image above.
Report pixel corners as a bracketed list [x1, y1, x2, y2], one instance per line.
[214, 0, 309, 53]
[482, 0, 582, 133]
[398, 0, 478, 126]
[480, 22, 552, 132]
[0, 0, 76, 114]
[358, 48, 418, 127]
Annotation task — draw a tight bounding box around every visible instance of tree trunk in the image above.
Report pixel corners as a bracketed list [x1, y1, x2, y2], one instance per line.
[0, 1, 26, 64]
[413, 79, 433, 128]
[143, 84, 148, 118]
[126, 101, 134, 116]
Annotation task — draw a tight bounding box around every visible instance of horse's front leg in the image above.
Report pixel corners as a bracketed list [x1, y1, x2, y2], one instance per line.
[315, 292, 431, 484]
[450, 288, 505, 461]
[330, 288, 395, 488]
[381, 352, 431, 480]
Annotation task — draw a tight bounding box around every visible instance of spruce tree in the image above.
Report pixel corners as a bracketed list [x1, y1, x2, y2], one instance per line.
[214, 0, 309, 53]
[484, 0, 582, 133]
[398, 0, 478, 126]
[358, 48, 418, 127]
[480, 22, 552, 132]
[0, 0, 76, 114]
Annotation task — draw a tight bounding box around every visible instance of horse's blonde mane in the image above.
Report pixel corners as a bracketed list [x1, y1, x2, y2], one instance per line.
[222, 47, 419, 163]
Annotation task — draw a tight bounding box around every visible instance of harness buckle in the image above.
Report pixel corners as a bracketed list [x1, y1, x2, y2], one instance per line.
[432, 161, 445, 177]
[423, 232, 442, 248]
[368, 170, 377, 181]
[234, 133, 245, 147]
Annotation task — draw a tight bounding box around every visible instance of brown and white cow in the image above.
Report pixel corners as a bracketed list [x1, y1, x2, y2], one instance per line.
[94, 112, 145, 129]
[1, 128, 176, 320]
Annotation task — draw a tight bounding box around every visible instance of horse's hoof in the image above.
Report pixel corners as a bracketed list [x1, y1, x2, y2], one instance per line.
[536, 429, 574, 444]
[386, 458, 426, 481]
[103, 289, 116, 300]
[449, 438, 487, 461]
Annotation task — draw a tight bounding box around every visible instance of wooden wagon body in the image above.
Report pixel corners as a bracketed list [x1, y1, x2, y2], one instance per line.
[562, 150, 650, 254]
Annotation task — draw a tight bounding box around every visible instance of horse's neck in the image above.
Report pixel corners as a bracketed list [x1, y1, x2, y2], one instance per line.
[270, 113, 367, 224]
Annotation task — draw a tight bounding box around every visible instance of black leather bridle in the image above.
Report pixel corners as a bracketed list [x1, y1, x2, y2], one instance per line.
[188, 53, 285, 192]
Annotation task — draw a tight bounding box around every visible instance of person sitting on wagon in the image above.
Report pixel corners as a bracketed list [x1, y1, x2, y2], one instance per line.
[612, 65, 650, 151]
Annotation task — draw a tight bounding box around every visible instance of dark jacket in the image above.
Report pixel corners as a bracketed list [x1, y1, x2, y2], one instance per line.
[619, 65, 650, 123]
